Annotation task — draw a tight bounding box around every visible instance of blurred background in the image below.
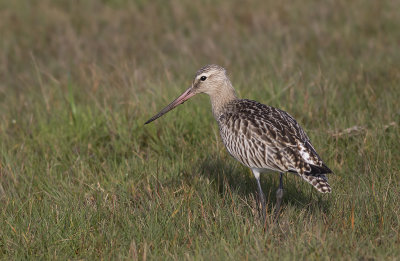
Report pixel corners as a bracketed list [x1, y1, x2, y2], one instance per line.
[2, 0, 399, 108]
[0, 0, 399, 259]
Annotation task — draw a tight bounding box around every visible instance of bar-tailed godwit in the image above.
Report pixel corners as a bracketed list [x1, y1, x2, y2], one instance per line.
[145, 65, 332, 221]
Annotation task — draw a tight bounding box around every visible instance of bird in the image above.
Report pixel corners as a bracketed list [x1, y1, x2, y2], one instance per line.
[145, 64, 332, 221]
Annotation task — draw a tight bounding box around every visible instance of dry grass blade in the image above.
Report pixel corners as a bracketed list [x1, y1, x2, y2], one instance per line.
[329, 126, 366, 137]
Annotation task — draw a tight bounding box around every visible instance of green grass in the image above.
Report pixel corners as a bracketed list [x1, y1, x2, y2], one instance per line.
[1, 0, 400, 259]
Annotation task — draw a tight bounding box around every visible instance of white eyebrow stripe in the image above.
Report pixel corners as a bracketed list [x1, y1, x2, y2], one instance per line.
[196, 72, 211, 80]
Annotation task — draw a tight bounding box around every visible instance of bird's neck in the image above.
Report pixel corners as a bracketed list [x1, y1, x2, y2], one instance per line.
[209, 80, 238, 120]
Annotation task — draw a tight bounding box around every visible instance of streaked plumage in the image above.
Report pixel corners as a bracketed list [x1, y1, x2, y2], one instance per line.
[145, 64, 332, 221]
[218, 99, 332, 193]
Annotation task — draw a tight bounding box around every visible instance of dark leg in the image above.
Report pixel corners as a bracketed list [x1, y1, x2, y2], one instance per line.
[274, 173, 284, 220]
[256, 177, 266, 222]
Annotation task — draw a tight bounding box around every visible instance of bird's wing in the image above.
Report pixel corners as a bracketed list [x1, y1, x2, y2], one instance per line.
[219, 100, 332, 175]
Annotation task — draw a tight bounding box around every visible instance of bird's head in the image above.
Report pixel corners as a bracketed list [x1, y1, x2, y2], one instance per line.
[145, 64, 233, 124]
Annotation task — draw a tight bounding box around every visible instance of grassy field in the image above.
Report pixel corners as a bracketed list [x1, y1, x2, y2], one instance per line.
[1, 0, 400, 259]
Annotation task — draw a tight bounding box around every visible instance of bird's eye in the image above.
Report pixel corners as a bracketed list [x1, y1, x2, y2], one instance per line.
[200, 76, 207, 81]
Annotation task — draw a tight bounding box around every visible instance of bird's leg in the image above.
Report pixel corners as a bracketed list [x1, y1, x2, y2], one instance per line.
[274, 172, 284, 220]
[256, 176, 266, 222]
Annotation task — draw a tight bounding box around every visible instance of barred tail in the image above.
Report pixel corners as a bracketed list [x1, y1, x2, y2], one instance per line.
[301, 174, 332, 193]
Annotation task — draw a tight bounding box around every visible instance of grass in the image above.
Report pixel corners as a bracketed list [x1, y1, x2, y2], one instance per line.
[1, 0, 400, 259]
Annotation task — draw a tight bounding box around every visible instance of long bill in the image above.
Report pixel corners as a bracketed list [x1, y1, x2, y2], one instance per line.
[145, 87, 196, 124]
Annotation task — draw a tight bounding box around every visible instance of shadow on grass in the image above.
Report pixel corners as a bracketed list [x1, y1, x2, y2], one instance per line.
[194, 154, 331, 215]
